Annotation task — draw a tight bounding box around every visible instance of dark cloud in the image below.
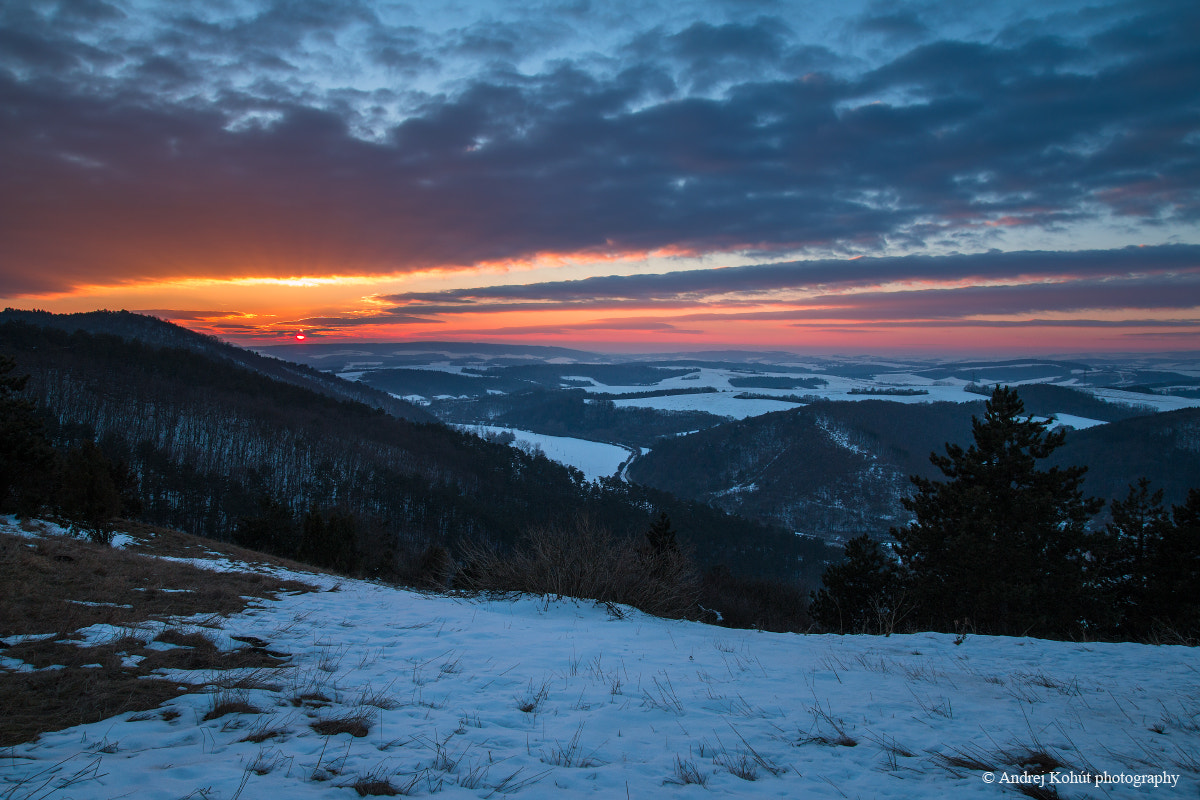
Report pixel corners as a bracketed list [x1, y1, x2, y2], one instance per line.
[855, 10, 929, 43]
[56, 0, 126, 25]
[0, 1, 1198, 298]
[826, 318, 1200, 328]
[451, 318, 703, 336]
[381, 246, 1200, 310]
[769, 274, 1200, 321]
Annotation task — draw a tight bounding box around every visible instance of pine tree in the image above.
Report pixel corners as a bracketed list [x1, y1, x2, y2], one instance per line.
[1153, 489, 1200, 637]
[893, 385, 1102, 638]
[1093, 478, 1170, 635]
[55, 441, 122, 544]
[298, 507, 359, 572]
[233, 496, 297, 556]
[0, 355, 54, 514]
[645, 512, 679, 555]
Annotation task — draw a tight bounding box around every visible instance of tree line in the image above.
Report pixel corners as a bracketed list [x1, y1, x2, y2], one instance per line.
[812, 386, 1200, 641]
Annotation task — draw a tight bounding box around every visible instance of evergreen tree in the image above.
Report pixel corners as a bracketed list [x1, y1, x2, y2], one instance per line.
[645, 512, 679, 555]
[1153, 489, 1200, 637]
[55, 441, 122, 544]
[893, 386, 1102, 638]
[810, 534, 905, 634]
[298, 507, 359, 572]
[1092, 478, 1170, 634]
[233, 496, 297, 556]
[0, 355, 54, 514]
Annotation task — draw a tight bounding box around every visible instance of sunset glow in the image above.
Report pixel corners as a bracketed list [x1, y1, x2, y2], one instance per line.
[1, 0, 1196, 355]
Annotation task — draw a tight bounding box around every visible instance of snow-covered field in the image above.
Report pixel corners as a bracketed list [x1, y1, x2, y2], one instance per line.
[3, 526, 1197, 800]
[1084, 388, 1200, 414]
[1047, 413, 1108, 430]
[612, 392, 803, 419]
[461, 426, 632, 482]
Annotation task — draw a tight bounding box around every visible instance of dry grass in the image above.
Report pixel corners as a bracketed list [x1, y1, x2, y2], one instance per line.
[0, 525, 319, 747]
[311, 710, 376, 738]
[457, 517, 700, 619]
[203, 689, 263, 721]
[0, 667, 187, 747]
[0, 527, 315, 638]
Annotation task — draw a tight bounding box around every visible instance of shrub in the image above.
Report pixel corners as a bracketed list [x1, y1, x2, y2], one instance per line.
[810, 535, 906, 634]
[699, 566, 813, 633]
[457, 516, 699, 619]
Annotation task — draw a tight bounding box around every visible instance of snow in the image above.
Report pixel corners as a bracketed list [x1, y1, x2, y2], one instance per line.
[2, 541, 1197, 800]
[1046, 413, 1108, 430]
[613, 392, 803, 419]
[1083, 388, 1200, 413]
[463, 425, 632, 481]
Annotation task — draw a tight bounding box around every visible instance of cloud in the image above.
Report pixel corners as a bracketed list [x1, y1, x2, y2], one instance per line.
[854, 9, 929, 43]
[0, 0, 1197, 300]
[768, 274, 1200, 321]
[296, 313, 441, 326]
[449, 318, 704, 336]
[381, 245, 1200, 311]
[820, 318, 1200, 328]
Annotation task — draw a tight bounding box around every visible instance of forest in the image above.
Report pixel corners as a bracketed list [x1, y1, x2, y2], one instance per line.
[0, 317, 837, 618]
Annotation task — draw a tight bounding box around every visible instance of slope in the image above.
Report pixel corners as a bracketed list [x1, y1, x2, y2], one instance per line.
[627, 400, 983, 539]
[1052, 406, 1200, 506]
[0, 317, 826, 582]
[3, 518, 1196, 799]
[0, 309, 435, 423]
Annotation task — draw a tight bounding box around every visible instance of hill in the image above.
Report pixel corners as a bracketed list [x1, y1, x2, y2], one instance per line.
[628, 393, 1198, 540]
[627, 400, 984, 539]
[0, 313, 833, 585]
[3, 518, 1196, 798]
[255, 340, 599, 371]
[1053, 406, 1200, 506]
[0, 309, 436, 424]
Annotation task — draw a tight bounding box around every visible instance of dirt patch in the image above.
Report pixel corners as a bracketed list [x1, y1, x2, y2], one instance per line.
[0, 528, 316, 638]
[0, 524, 319, 746]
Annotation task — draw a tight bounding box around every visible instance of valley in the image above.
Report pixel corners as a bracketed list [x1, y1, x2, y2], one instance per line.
[259, 341, 1200, 544]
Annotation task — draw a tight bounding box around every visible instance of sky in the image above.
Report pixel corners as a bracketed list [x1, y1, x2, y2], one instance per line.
[1, 0, 1198, 355]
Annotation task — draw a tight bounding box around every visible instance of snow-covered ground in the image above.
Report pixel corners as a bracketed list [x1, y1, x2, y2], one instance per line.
[462, 425, 631, 481]
[1046, 413, 1108, 430]
[612, 392, 803, 419]
[347, 361, 1200, 425]
[1084, 388, 1200, 413]
[2, 527, 1197, 800]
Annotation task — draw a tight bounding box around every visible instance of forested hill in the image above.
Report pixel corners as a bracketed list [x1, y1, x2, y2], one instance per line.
[627, 401, 984, 539]
[0, 317, 833, 583]
[628, 396, 1199, 541]
[0, 309, 435, 424]
[1051, 406, 1200, 506]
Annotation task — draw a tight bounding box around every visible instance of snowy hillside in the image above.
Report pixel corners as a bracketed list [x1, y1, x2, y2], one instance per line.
[2, 522, 1196, 799]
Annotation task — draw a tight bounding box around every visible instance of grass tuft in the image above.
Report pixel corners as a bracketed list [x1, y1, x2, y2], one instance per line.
[514, 678, 551, 714]
[666, 755, 709, 786]
[312, 710, 376, 738]
[541, 723, 605, 768]
[203, 689, 262, 721]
